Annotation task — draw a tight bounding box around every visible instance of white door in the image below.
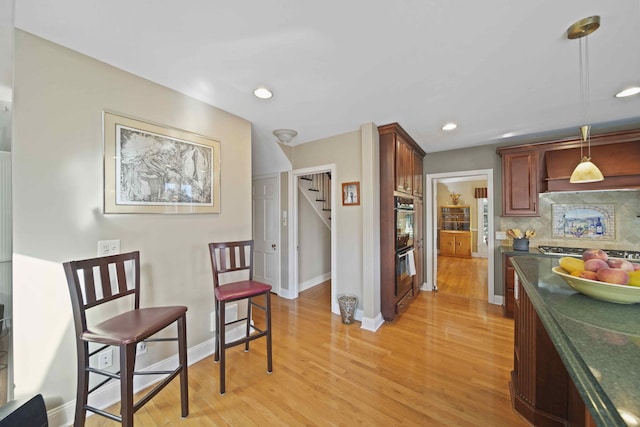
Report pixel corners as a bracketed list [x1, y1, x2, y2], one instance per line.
[253, 176, 280, 293]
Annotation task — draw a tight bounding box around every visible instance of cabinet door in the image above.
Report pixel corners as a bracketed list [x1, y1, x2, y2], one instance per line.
[455, 234, 472, 258]
[395, 136, 413, 194]
[503, 255, 515, 318]
[439, 231, 456, 257]
[502, 150, 539, 216]
[412, 151, 423, 198]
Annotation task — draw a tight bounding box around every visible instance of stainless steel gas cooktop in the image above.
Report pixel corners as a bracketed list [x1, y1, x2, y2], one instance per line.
[537, 245, 640, 260]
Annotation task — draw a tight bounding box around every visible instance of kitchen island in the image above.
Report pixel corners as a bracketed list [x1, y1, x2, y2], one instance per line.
[511, 256, 639, 427]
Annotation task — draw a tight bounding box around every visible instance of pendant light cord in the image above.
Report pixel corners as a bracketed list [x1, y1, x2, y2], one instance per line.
[579, 36, 592, 159]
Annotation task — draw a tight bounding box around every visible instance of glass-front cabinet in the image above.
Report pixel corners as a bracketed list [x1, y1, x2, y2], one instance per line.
[439, 205, 472, 258]
[440, 205, 470, 231]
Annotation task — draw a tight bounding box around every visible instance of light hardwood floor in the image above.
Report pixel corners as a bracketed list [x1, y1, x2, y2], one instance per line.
[85, 283, 527, 426]
[437, 255, 488, 300]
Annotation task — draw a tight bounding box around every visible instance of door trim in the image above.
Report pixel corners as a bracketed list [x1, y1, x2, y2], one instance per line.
[287, 164, 336, 314]
[425, 169, 497, 304]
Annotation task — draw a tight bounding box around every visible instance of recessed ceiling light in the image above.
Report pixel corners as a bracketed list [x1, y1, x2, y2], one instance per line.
[615, 86, 640, 98]
[253, 87, 273, 99]
[442, 122, 457, 131]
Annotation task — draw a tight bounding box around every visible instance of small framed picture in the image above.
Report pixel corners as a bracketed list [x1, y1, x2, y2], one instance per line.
[342, 182, 360, 206]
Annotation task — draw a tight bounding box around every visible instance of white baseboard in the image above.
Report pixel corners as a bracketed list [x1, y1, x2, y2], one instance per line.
[47, 322, 245, 427]
[277, 287, 295, 299]
[298, 272, 331, 292]
[360, 312, 384, 332]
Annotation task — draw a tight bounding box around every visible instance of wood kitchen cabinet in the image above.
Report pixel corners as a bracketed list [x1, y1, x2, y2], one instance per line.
[379, 123, 426, 322]
[503, 254, 515, 318]
[395, 135, 414, 194]
[512, 265, 597, 426]
[497, 129, 640, 217]
[412, 151, 423, 198]
[498, 148, 539, 216]
[439, 205, 471, 259]
[439, 230, 471, 258]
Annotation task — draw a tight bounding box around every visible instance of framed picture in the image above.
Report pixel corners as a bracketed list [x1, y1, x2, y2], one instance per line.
[551, 204, 614, 239]
[342, 182, 360, 206]
[103, 112, 221, 214]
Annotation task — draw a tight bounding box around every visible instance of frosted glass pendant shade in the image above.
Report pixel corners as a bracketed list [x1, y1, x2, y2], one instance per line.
[569, 156, 604, 183]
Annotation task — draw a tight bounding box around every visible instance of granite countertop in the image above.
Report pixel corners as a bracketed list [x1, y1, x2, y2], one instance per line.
[499, 245, 547, 256]
[511, 256, 640, 427]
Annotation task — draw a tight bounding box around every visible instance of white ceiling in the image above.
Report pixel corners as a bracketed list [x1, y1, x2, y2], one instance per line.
[13, 0, 640, 158]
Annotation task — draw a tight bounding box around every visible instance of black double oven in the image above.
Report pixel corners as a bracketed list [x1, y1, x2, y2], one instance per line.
[395, 196, 414, 297]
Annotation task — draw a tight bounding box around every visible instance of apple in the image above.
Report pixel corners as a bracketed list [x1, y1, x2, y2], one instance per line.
[607, 258, 635, 272]
[584, 258, 608, 272]
[633, 263, 640, 271]
[596, 267, 630, 285]
[582, 248, 608, 262]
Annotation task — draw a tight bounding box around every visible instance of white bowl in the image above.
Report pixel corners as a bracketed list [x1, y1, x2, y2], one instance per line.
[552, 267, 640, 304]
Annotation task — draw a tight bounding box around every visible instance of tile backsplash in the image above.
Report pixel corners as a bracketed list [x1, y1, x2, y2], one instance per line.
[500, 190, 640, 251]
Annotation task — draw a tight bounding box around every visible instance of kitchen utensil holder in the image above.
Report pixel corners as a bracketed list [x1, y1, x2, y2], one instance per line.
[513, 238, 530, 251]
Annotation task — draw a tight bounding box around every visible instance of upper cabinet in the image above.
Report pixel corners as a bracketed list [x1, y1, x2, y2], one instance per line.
[395, 135, 414, 194]
[412, 151, 423, 198]
[499, 149, 539, 216]
[379, 123, 426, 198]
[498, 128, 640, 217]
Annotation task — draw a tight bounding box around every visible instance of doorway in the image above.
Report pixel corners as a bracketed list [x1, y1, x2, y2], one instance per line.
[288, 164, 338, 314]
[425, 169, 497, 305]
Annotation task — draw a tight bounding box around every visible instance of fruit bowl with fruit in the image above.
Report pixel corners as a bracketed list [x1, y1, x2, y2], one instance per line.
[553, 249, 640, 304]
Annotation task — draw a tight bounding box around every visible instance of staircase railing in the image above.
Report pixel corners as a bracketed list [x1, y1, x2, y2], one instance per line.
[298, 172, 332, 229]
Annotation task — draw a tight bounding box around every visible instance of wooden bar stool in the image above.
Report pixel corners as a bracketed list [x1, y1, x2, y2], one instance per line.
[63, 251, 189, 426]
[208, 240, 273, 395]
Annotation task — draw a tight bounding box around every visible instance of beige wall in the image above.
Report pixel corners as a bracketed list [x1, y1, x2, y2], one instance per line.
[278, 124, 380, 326]
[291, 130, 363, 299]
[298, 189, 331, 288]
[12, 30, 252, 414]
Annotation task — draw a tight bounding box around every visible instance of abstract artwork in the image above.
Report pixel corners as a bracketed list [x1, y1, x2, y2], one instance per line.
[104, 112, 221, 214]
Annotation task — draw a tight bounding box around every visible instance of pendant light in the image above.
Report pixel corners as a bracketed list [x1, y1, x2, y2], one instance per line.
[567, 16, 604, 184]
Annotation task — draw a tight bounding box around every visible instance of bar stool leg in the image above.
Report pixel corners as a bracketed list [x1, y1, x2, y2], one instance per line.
[214, 298, 220, 363]
[266, 292, 273, 374]
[219, 299, 226, 395]
[75, 341, 90, 426]
[178, 315, 189, 418]
[245, 298, 252, 352]
[120, 344, 136, 427]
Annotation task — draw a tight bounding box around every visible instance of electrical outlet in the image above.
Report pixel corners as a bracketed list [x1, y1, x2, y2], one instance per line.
[137, 342, 147, 355]
[98, 349, 113, 369]
[495, 231, 507, 240]
[97, 240, 120, 256]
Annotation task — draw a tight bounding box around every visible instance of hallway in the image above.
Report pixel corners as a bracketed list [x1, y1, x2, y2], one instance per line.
[436, 255, 488, 301]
